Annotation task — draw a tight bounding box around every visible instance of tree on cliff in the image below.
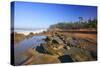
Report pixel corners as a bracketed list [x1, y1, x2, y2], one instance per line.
[49, 18, 97, 30]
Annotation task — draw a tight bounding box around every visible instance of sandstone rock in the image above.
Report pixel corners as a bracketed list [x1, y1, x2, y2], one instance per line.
[20, 48, 60, 65]
[11, 32, 26, 43]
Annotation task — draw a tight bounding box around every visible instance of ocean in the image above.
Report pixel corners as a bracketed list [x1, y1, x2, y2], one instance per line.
[13, 28, 47, 35]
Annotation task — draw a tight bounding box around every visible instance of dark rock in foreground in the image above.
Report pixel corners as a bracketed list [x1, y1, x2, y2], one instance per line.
[58, 55, 73, 63]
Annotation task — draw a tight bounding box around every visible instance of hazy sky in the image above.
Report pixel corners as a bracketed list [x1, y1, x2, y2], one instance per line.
[12, 1, 97, 29]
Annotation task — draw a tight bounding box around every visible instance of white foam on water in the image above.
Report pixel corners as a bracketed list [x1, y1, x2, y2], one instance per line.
[14, 29, 47, 35]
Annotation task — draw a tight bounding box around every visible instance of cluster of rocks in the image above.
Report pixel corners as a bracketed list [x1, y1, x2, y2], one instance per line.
[35, 32, 96, 62]
[12, 31, 97, 65]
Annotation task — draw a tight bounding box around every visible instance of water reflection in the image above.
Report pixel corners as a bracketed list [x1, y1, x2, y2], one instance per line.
[14, 36, 46, 52]
[14, 36, 46, 65]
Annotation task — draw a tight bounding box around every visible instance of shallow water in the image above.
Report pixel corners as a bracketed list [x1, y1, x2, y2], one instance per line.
[14, 36, 46, 65]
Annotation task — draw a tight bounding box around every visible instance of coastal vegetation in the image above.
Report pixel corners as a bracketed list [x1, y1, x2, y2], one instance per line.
[49, 18, 97, 30]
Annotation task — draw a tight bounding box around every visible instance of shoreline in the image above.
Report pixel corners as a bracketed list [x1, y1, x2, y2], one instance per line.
[11, 29, 97, 44]
[11, 29, 97, 65]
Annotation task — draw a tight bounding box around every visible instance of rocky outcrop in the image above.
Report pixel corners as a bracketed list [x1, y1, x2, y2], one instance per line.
[43, 33, 96, 62]
[11, 32, 26, 43]
[13, 31, 97, 65]
[21, 48, 60, 65]
[26, 32, 34, 39]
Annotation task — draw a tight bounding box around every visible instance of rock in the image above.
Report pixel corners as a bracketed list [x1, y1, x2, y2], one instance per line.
[69, 40, 78, 46]
[58, 55, 73, 63]
[11, 32, 26, 43]
[35, 45, 46, 54]
[66, 37, 73, 42]
[35, 44, 50, 54]
[26, 32, 34, 39]
[67, 47, 94, 61]
[45, 36, 52, 42]
[40, 43, 61, 55]
[52, 36, 64, 45]
[20, 48, 60, 65]
[52, 39, 59, 44]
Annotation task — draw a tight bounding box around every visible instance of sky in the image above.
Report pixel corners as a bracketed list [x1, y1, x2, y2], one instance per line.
[12, 1, 97, 29]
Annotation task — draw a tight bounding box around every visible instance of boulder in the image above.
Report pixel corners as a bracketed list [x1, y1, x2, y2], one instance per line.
[26, 32, 34, 39]
[52, 36, 64, 45]
[58, 55, 73, 63]
[36, 45, 46, 54]
[45, 36, 52, 42]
